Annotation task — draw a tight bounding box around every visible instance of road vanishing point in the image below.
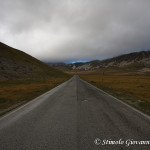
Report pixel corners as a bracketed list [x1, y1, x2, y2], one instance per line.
[0, 75, 150, 150]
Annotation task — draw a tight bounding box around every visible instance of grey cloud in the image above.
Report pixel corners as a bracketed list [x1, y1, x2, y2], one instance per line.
[0, 0, 150, 62]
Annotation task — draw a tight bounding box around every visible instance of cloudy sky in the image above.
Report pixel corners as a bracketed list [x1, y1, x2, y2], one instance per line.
[0, 0, 150, 63]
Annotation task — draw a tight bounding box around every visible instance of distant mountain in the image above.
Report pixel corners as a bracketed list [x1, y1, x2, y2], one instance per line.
[47, 62, 71, 71]
[48, 51, 150, 71]
[71, 51, 150, 70]
[47, 62, 66, 67]
[100, 51, 150, 68]
[0, 42, 67, 79]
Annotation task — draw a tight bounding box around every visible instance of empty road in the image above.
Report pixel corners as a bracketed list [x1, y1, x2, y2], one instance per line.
[0, 75, 150, 150]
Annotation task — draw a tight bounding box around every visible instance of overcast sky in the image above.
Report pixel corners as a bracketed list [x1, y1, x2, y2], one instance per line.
[0, 0, 150, 62]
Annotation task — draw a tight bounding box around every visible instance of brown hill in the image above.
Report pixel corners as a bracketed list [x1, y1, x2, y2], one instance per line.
[0, 42, 68, 79]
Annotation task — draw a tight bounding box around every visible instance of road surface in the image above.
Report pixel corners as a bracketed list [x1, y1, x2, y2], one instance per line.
[0, 75, 150, 150]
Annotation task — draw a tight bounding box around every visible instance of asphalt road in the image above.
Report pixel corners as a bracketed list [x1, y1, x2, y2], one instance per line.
[0, 75, 150, 150]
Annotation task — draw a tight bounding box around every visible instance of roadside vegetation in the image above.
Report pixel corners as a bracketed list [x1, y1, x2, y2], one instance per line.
[0, 76, 71, 116]
[78, 70, 150, 115]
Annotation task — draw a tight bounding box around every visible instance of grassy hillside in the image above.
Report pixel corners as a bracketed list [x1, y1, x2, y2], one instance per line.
[0, 42, 71, 116]
[0, 42, 68, 79]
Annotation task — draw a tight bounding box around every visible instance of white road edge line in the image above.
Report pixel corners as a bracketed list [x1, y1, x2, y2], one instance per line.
[80, 77, 150, 120]
[0, 78, 72, 120]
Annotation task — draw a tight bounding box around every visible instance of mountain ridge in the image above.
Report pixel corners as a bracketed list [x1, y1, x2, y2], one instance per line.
[48, 51, 150, 71]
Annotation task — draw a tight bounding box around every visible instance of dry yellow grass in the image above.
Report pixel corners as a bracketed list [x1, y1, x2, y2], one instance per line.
[79, 74, 150, 114]
[0, 77, 70, 115]
[80, 75, 150, 102]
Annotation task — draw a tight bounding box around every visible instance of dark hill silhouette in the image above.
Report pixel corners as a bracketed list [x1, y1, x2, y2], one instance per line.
[0, 42, 68, 79]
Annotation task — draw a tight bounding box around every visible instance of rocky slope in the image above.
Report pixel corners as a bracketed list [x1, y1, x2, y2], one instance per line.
[68, 51, 150, 70]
